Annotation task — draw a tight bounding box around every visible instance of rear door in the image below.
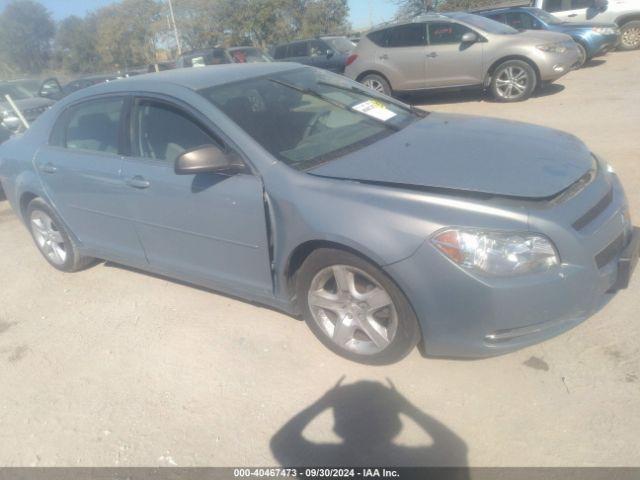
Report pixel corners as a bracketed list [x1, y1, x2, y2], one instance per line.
[424, 21, 484, 88]
[119, 96, 273, 295]
[35, 95, 146, 263]
[377, 23, 428, 90]
[308, 39, 335, 71]
[543, 0, 593, 21]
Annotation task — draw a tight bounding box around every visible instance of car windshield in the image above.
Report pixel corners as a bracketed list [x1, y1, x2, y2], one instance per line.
[456, 13, 519, 34]
[531, 8, 564, 24]
[324, 37, 356, 54]
[0, 83, 35, 100]
[199, 68, 423, 170]
[229, 47, 273, 63]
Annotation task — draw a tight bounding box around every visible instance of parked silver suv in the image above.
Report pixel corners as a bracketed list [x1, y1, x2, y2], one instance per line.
[345, 12, 581, 102]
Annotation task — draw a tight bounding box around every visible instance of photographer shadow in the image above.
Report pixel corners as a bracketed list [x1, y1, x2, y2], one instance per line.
[270, 379, 468, 469]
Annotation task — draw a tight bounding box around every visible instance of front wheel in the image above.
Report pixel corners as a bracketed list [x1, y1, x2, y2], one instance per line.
[575, 43, 588, 68]
[297, 248, 421, 365]
[619, 21, 640, 50]
[490, 60, 537, 102]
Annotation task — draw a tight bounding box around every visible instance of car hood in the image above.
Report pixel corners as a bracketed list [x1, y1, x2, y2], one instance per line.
[309, 113, 594, 199]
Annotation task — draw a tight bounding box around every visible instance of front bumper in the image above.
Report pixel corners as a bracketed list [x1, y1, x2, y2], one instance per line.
[585, 33, 621, 57]
[536, 45, 582, 80]
[385, 173, 638, 358]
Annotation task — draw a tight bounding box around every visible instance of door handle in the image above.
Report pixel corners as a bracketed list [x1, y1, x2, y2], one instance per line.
[125, 175, 151, 189]
[379, 54, 389, 60]
[568, 13, 578, 16]
[40, 163, 58, 174]
[426, 52, 438, 58]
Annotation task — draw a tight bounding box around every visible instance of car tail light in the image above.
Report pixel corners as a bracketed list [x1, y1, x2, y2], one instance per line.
[346, 54, 358, 67]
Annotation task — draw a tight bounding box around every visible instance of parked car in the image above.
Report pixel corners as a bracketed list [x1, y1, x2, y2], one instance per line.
[0, 78, 63, 132]
[176, 47, 273, 68]
[532, 0, 640, 50]
[1, 64, 637, 364]
[272, 36, 356, 73]
[346, 12, 581, 102]
[477, 6, 620, 66]
[61, 75, 122, 97]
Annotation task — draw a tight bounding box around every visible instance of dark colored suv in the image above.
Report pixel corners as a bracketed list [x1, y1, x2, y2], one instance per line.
[271, 36, 356, 73]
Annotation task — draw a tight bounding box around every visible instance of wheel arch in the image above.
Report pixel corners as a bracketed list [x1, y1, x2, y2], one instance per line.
[355, 70, 392, 87]
[485, 55, 542, 87]
[615, 13, 640, 26]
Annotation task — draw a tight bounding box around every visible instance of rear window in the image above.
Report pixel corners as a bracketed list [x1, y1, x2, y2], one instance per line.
[388, 23, 427, 47]
[367, 28, 390, 47]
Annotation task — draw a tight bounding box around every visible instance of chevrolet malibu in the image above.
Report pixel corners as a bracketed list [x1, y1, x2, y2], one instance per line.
[0, 64, 637, 364]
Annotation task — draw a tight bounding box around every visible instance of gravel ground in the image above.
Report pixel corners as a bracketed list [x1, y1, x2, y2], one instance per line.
[0, 51, 638, 467]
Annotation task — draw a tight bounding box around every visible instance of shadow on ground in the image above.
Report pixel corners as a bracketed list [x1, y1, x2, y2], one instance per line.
[400, 83, 565, 106]
[270, 379, 468, 468]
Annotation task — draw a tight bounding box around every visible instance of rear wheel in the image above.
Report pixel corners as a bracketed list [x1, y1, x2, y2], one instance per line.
[490, 60, 536, 102]
[27, 198, 95, 272]
[297, 248, 420, 365]
[619, 21, 640, 50]
[575, 43, 588, 68]
[360, 73, 392, 97]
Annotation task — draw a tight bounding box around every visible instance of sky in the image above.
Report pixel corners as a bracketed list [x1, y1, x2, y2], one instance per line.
[0, 0, 398, 30]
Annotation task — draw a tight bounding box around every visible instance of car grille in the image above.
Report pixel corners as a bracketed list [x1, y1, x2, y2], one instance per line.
[595, 233, 625, 269]
[572, 187, 613, 231]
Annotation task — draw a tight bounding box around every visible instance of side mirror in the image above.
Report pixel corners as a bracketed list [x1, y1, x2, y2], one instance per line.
[326, 49, 335, 58]
[39, 78, 63, 100]
[175, 144, 244, 175]
[461, 32, 478, 44]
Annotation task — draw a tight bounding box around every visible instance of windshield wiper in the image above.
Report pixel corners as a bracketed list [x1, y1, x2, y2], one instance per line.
[317, 80, 428, 118]
[268, 78, 400, 131]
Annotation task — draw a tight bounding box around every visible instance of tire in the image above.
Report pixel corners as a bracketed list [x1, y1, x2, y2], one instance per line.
[360, 73, 392, 97]
[575, 42, 588, 68]
[490, 60, 537, 102]
[297, 248, 421, 365]
[619, 20, 640, 51]
[26, 198, 95, 272]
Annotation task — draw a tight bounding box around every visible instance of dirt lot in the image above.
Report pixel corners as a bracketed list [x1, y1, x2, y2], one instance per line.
[0, 51, 639, 467]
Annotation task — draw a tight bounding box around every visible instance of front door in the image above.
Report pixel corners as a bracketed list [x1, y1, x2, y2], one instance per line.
[120, 97, 273, 295]
[424, 22, 484, 88]
[35, 95, 145, 263]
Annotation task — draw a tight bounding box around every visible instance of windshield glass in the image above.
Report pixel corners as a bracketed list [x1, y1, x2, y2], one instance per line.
[0, 83, 35, 100]
[229, 47, 273, 63]
[324, 37, 356, 54]
[199, 68, 422, 170]
[456, 13, 519, 34]
[531, 8, 564, 24]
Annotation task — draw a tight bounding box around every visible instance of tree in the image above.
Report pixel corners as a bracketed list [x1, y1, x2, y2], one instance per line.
[94, 0, 163, 70]
[394, 0, 497, 17]
[172, 0, 225, 51]
[0, 0, 55, 74]
[300, 0, 350, 37]
[54, 15, 101, 73]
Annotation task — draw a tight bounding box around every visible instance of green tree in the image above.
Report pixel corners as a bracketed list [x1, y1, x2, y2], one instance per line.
[172, 0, 225, 51]
[54, 15, 101, 73]
[300, 0, 350, 37]
[0, 0, 55, 74]
[395, 0, 498, 17]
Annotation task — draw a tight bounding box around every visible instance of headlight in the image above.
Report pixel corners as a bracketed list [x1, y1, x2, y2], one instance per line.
[431, 229, 560, 276]
[606, 162, 616, 174]
[537, 42, 567, 53]
[592, 27, 616, 35]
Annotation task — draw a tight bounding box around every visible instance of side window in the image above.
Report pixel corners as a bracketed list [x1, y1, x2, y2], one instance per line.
[571, 0, 592, 8]
[308, 40, 329, 57]
[505, 12, 536, 29]
[367, 28, 390, 47]
[65, 97, 124, 154]
[289, 42, 309, 57]
[274, 45, 287, 59]
[132, 100, 218, 163]
[544, 0, 570, 12]
[487, 13, 506, 23]
[427, 22, 471, 45]
[388, 23, 427, 48]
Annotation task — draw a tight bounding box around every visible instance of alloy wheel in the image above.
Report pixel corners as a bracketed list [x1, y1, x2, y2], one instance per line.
[621, 26, 640, 49]
[363, 79, 386, 94]
[495, 66, 529, 100]
[30, 210, 67, 266]
[307, 265, 398, 355]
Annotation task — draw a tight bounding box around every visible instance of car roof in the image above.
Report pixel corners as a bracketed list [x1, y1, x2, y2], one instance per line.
[80, 63, 301, 94]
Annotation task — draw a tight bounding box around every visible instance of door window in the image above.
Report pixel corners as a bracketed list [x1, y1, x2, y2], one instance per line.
[505, 12, 538, 29]
[544, 0, 570, 12]
[308, 40, 329, 57]
[571, 0, 592, 8]
[132, 100, 218, 163]
[289, 42, 309, 57]
[387, 23, 427, 47]
[64, 97, 124, 154]
[427, 22, 472, 45]
[487, 13, 506, 23]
